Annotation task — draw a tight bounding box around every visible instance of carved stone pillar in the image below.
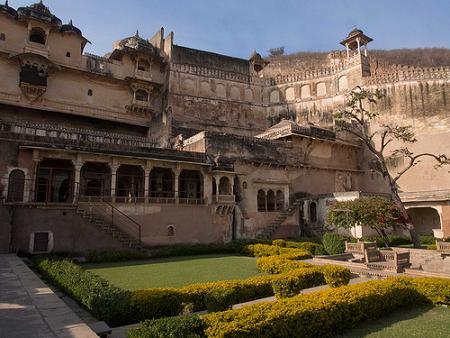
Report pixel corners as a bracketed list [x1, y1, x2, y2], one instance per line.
[215, 176, 220, 203]
[30, 149, 40, 202]
[72, 156, 83, 204]
[174, 167, 180, 204]
[110, 162, 120, 203]
[143, 163, 152, 203]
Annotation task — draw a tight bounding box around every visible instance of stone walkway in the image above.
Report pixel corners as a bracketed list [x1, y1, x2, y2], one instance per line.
[0, 254, 97, 338]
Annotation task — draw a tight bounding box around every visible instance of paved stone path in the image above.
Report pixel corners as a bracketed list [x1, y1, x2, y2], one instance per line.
[0, 254, 97, 338]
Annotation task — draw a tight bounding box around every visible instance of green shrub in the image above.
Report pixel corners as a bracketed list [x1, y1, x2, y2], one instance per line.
[202, 277, 450, 338]
[271, 268, 325, 298]
[204, 287, 238, 312]
[388, 235, 412, 247]
[285, 241, 325, 255]
[272, 239, 287, 247]
[419, 235, 436, 245]
[34, 257, 130, 327]
[128, 315, 205, 338]
[322, 232, 347, 255]
[321, 265, 352, 288]
[85, 250, 150, 263]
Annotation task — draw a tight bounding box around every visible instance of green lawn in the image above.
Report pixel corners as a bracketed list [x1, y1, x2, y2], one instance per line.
[337, 305, 450, 338]
[83, 254, 261, 290]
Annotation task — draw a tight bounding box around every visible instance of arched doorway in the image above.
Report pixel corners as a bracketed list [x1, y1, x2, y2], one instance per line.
[35, 159, 74, 203]
[7, 169, 25, 202]
[116, 165, 144, 202]
[179, 170, 203, 202]
[407, 207, 441, 235]
[80, 162, 111, 199]
[150, 167, 174, 198]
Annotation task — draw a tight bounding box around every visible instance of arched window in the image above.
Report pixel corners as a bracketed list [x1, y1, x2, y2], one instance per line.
[276, 190, 284, 211]
[167, 225, 175, 237]
[137, 59, 150, 71]
[310, 202, 317, 223]
[29, 27, 46, 45]
[135, 89, 149, 102]
[257, 190, 266, 212]
[219, 177, 231, 195]
[267, 190, 275, 211]
[7, 169, 25, 202]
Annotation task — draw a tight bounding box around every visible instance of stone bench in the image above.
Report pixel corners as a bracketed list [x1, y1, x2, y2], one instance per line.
[364, 248, 410, 273]
[436, 241, 450, 255]
[345, 241, 377, 255]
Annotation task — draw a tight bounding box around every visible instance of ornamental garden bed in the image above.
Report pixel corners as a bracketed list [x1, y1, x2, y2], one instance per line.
[33, 241, 348, 328]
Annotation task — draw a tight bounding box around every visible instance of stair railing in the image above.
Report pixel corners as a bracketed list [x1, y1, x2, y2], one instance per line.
[77, 194, 142, 245]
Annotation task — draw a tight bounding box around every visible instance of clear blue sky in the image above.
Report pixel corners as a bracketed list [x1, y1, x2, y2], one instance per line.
[9, 0, 450, 58]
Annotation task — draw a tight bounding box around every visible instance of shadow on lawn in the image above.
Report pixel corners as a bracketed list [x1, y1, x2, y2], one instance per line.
[82, 254, 250, 270]
[335, 305, 447, 338]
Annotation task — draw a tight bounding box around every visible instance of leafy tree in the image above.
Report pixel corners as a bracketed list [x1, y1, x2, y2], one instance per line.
[334, 88, 450, 247]
[326, 197, 405, 247]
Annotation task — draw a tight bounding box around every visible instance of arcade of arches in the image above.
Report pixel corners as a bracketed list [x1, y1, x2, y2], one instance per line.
[8, 156, 218, 204]
[257, 189, 285, 212]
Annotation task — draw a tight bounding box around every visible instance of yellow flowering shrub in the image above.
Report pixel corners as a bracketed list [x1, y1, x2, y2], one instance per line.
[256, 254, 313, 274]
[202, 277, 450, 338]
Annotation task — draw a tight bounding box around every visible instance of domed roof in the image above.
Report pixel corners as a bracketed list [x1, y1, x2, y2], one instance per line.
[0, 1, 17, 17]
[17, 1, 62, 26]
[347, 28, 364, 38]
[117, 31, 156, 54]
[60, 20, 82, 36]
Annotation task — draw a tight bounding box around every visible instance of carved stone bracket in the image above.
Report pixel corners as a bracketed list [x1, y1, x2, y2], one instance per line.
[19, 83, 46, 103]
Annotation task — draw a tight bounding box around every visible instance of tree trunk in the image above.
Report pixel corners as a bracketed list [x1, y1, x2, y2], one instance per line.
[389, 183, 421, 248]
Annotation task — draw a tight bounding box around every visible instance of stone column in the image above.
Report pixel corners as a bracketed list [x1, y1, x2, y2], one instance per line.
[72, 157, 83, 204]
[202, 172, 209, 204]
[345, 43, 349, 60]
[356, 38, 361, 55]
[215, 176, 220, 203]
[174, 167, 180, 204]
[30, 149, 40, 202]
[143, 163, 152, 203]
[110, 162, 119, 203]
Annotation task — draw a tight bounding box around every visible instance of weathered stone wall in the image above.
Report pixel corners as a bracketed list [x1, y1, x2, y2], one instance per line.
[10, 207, 124, 254]
[115, 203, 230, 246]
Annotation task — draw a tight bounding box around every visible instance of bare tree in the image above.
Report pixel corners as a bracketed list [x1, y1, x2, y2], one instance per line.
[334, 87, 450, 247]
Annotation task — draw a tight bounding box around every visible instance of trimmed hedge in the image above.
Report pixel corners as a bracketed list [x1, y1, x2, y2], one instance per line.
[202, 277, 450, 338]
[321, 265, 352, 287]
[128, 315, 206, 338]
[244, 244, 311, 258]
[34, 257, 130, 326]
[256, 254, 313, 274]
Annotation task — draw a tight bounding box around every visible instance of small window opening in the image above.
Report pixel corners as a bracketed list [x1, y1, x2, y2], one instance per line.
[167, 225, 175, 237]
[87, 89, 93, 96]
[29, 27, 46, 45]
[135, 89, 149, 102]
[0, 33, 5, 41]
[66, 51, 71, 58]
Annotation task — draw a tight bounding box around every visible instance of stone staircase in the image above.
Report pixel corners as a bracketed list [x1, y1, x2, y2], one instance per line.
[76, 205, 144, 251]
[256, 201, 301, 239]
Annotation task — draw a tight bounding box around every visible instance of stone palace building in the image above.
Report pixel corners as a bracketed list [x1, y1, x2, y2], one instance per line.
[0, 1, 449, 254]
